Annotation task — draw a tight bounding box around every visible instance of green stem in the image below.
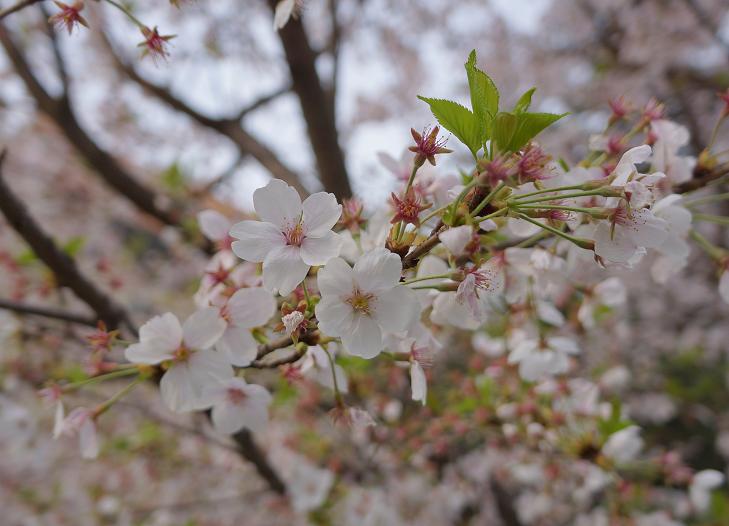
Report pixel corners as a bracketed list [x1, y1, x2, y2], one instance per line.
[473, 208, 508, 222]
[693, 213, 729, 226]
[508, 183, 587, 201]
[94, 374, 144, 416]
[515, 213, 594, 250]
[689, 229, 727, 261]
[509, 189, 619, 206]
[402, 273, 453, 285]
[322, 347, 343, 405]
[685, 192, 729, 208]
[470, 182, 504, 217]
[102, 0, 147, 28]
[420, 203, 449, 225]
[404, 164, 419, 193]
[514, 204, 602, 215]
[62, 367, 139, 392]
[301, 280, 312, 310]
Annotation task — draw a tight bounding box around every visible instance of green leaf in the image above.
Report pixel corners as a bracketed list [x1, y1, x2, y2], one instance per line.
[514, 87, 536, 113]
[492, 112, 518, 152]
[62, 236, 86, 258]
[507, 112, 567, 151]
[417, 96, 482, 157]
[464, 50, 499, 140]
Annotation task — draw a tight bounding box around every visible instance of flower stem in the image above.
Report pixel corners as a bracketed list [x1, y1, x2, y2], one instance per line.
[94, 374, 145, 417]
[402, 273, 453, 286]
[102, 0, 146, 28]
[322, 347, 343, 405]
[470, 182, 504, 217]
[62, 366, 140, 392]
[509, 189, 620, 206]
[693, 213, 729, 226]
[689, 229, 727, 261]
[515, 213, 594, 250]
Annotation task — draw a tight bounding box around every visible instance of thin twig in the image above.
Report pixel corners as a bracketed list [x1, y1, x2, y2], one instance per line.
[0, 298, 97, 326]
[0, 0, 41, 20]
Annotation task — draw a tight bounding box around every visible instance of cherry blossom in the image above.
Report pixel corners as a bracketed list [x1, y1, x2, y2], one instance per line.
[207, 378, 272, 435]
[216, 287, 276, 366]
[315, 248, 419, 358]
[689, 469, 724, 513]
[125, 310, 230, 412]
[507, 336, 579, 381]
[602, 426, 644, 464]
[593, 206, 668, 265]
[230, 179, 342, 295]
[56, 407, 98, 459]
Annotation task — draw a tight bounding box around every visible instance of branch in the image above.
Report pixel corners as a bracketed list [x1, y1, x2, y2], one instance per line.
[269, 0, 352, 198]
[682, 0, 729, 54]
[100, 32, 309, 197]
[0, 298, 97, 326]
[233, 84, 292, 122]
[231, 430, 287, 494]
[0, 150, 136, 333]
[676, 161, 729, 193]
[0, 0, 41, 20]
[0, 23, 214, 254]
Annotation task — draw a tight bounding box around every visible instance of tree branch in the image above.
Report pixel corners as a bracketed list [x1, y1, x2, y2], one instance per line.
[0, 298, 97, 326]
[0, 0, 41, 20]
[0, 150, 136, 333]
[100, 32, 309, 197]
[0, 23, 214, 254]
[269, 0, 352, 198]
[233, 84, 292, 122]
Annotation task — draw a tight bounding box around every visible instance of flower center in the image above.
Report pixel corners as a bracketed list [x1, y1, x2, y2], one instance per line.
[226, 387, 247, 405]
[284, 222, 305, 246]
[173, 345, 191, 362]
[346, 289, 375, 315]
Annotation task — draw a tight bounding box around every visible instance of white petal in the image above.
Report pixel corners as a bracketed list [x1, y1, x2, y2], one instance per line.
[253, 179, 302, 228]
[341, 315, 383, 359]
[719, 271, 729, 304]
[198, 210, 231, 241]
[79, 419, 99, 459]
[227, 287, 277, 328]
[593, 222, 637, 264]
[138, 312, 183, 352]
[315, 296, 355, 336]
[317, 257, 354, 296]
[273, 0, 295, 30]
[183, 307, 227, 350]
[230, 220, 285, 263]
[410, 362, 427, 405]
[353, 248, 402, 293]
[125, 342, 175, 365]
[439, 226, 473, 256]
[300, 231, 342, 266]
[216, 326, 259, 366]
[161, 351, 233, 412]
[371, 286, 420, 333]
[302, 192, 342, 237]
[622, 209, 668, 248]
[262, 245, 310, 295]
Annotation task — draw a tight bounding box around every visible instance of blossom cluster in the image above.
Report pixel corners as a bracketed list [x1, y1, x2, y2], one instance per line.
[40, 54, 729, 523]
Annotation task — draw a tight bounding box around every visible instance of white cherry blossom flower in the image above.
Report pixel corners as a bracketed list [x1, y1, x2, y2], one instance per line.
[651, 195, 692, 283]
[315, 247, 419, 359]
[56, 407, 99, 459]
[198, 209, 233, 246]
[230, 179, 342, 295]
[689, 469, 724, 513]
[593, 206, 668, 265]
[651, 120, 695, 185]
[216, 287, 276, 366]
[507, 336, 579, 381]
[439, 225, 473, 257]
[208, 377, 272, 435]
[454, 257, 505, 320]
[602, 425, 643, 464]
[125, 309, 230, 412]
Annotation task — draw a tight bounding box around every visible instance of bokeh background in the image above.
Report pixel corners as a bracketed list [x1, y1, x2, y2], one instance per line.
[1, 0, 729, 524]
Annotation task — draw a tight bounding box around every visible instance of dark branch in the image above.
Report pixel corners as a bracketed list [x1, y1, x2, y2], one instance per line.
[233, 84, 292, 122]
[269, 0, 352, 198]
[0, 150, 136, 333]
[0, 23, 195, 236]
[101, 32, 309, 197]
[0, 0, 41, 20]
[0, 298, 97, 326]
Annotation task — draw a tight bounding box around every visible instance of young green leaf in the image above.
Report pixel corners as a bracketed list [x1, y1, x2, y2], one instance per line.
[464, 50, 499, 140]
[514, 87, 536, 113]
[417, 96, 482, 158]
[492, 112, 518, 153]
[508, 112, 568, 151]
